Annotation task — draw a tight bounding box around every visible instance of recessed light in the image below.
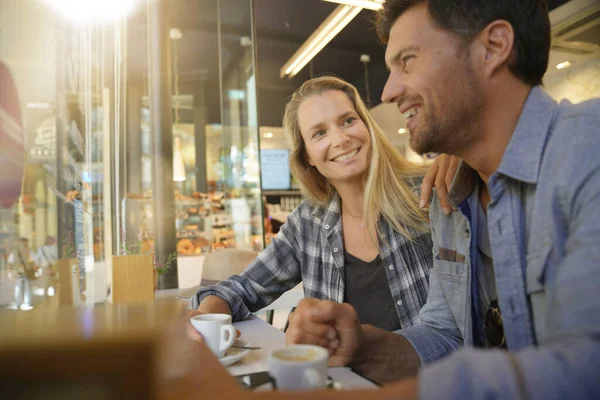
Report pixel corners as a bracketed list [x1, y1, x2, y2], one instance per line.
[263, 132, 274, 139]
[27, 102, 51, 109]
[556, 61, 571, 70]
[398, 128, 407, 134]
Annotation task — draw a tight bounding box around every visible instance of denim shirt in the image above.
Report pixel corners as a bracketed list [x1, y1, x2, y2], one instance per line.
[398, 86, 600, 399]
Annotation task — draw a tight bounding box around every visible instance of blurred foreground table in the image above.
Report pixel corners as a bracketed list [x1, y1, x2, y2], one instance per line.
[0, 300, 193, 399]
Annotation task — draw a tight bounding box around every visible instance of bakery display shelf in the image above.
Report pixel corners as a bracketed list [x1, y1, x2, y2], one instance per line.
[175, 199, 206, 206]
[175, 233, 206, 239]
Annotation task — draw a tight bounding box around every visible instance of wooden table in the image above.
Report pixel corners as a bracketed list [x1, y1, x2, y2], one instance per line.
[154, 292, 376, 390]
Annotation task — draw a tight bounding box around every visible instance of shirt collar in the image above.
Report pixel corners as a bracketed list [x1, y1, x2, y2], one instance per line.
[448, 86, 557, 206]
[496, 86, 557, 184]
[311, 192, 342, 236]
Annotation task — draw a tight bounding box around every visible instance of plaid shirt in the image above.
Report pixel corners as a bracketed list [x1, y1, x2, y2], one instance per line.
[192, 193, 433, 328]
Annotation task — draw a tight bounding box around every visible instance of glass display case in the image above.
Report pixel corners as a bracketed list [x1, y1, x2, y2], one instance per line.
[0, 0, 265, 305]
[116, 0, 265, 288]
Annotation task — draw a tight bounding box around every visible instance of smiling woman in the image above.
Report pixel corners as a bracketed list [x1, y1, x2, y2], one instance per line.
[194, 76, 434, 334]
[298, 90, 372, 191]
[284, 76, 428, 244]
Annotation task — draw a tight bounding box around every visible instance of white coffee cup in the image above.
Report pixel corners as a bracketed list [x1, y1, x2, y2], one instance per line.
[269, 345, 328, 391]
[190, 314, 236, 359]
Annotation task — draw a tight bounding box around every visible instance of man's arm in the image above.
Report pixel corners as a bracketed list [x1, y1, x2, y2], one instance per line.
[348, 260, 464, 382]
[349, 324, 421, 383]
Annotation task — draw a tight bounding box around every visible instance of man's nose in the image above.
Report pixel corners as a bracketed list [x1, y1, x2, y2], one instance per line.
[381, 72, 407, 104]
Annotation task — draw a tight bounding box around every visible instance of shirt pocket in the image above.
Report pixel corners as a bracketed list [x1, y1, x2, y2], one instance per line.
[431, 259, 469, 336]
[434, 258, 468, 284]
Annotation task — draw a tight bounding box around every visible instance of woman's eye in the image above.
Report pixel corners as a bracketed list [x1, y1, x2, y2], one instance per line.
[343, 117, 356, 126]
[313, 130, 325, 139]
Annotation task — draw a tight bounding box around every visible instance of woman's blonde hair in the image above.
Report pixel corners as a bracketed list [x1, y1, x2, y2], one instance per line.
[283, 75, 428, 243]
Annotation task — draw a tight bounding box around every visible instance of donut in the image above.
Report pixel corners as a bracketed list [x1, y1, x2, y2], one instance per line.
[176, 239, 194, 255]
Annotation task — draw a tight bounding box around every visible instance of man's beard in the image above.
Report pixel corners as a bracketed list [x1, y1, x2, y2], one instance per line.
[410, 56, 483, 156]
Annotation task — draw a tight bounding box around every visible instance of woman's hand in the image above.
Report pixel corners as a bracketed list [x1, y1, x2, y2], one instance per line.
[420, 155, 461, 215]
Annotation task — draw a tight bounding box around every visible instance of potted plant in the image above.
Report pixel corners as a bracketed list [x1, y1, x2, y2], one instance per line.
[112, 229, 177, 304]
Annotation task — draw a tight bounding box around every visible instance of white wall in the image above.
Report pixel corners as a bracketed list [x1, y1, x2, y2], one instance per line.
[544, 58, 600, 103]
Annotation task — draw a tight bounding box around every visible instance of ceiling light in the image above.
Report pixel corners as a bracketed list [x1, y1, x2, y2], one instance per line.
[27, 102, 51, 109]
[263, 132, 274, 139]
[322, 0, 384, 11]
[281, 5, 362, 79]
[398, 128, 406, 134]
[43, 0, 138, 22]
[556, 61, 571, 70]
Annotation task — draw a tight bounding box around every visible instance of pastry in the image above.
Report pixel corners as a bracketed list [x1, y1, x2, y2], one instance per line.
[176, 239, 194, 255]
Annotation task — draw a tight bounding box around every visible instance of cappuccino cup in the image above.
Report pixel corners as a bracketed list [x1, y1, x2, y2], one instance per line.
[190, 314, 236, 359]
[269, 345, 328, 391]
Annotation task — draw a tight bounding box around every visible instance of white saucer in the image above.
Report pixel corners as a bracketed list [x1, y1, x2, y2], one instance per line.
[219, 340, 252, 367]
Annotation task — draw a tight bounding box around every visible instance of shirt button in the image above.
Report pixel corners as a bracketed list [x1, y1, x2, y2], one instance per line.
[397, 300, 403, 306]
[333, 248, 339, 253]
[324, 224, 330, 230]
[388, 265, 394, 270]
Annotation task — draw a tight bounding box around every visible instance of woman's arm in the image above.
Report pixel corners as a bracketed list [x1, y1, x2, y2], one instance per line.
[193, 206, 307, 320]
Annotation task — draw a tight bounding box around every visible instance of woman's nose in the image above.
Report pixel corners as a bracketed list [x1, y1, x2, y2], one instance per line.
[331, 127, 350, 147]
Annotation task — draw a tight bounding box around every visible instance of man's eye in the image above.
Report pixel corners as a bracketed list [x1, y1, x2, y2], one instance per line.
[402, 55, 415, 64]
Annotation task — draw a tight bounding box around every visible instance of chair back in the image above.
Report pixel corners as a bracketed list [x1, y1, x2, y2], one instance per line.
[200, 248, 258, 286]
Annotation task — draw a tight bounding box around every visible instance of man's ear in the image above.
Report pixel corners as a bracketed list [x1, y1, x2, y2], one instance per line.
[477, 20, 515, 79]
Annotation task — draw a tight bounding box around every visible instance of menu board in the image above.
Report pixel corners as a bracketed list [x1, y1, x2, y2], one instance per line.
[260, 149, 290, 190]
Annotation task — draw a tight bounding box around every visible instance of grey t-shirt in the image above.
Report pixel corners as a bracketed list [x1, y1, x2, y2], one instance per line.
[343, 250, 401, 331]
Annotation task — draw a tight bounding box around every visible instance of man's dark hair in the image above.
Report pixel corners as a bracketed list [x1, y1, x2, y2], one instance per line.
[376, 0, 550, 86]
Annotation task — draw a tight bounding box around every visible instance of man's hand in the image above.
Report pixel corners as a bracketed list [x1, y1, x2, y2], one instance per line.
[286, 298, 362, 367]
[420, 154, 461, 215]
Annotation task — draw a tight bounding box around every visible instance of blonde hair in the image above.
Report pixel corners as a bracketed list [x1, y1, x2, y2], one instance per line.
[283, 75, 428, 243]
